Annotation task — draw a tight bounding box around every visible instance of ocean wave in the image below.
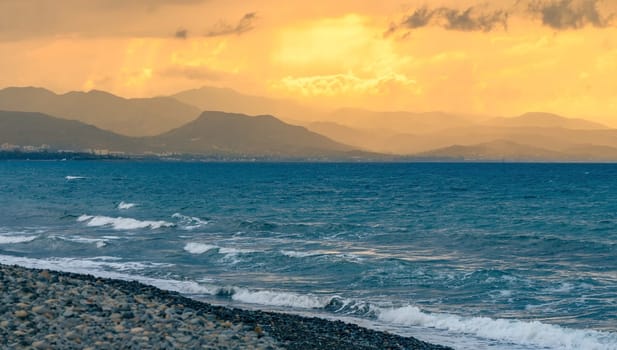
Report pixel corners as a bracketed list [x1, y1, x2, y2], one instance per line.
[0, 255, 172, 272]
[77, 215, 173, 230]
[56, 236, 110, 248]
[542, 282, 594, 293]
[2, 253, 615, 349]
[184, 243, 217, 254]
[0, 255, 212, 295]
[377, 305, 617, 350]
[279, 250, 364, 263]
[230, 288, 331, 309]
[280, 250, 322, 258]
[218, 247, 255, 255]
[117, 202, 137, 210]
[65, 176, 86, 180]
[183, 243, 255, 262]
[172, 213, 209, 230]
[0, 235, 37, 244]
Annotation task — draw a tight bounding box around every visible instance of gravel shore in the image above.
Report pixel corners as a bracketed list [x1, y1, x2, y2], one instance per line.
[0, 264, 452, 349]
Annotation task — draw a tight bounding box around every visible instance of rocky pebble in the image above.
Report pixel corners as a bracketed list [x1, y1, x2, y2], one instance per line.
[0, 264, 452, 350]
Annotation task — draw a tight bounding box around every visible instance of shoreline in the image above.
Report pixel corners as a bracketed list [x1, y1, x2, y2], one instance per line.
[0, 264, 452, 349]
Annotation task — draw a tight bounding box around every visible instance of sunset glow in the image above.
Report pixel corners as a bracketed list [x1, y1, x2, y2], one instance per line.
[1, 0, 617, 125]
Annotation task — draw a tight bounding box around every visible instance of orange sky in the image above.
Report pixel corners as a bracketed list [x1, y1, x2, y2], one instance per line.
[1, 0, 616, 126]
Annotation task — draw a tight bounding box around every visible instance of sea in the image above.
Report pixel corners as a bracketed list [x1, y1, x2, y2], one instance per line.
[1, 161, 616, 349]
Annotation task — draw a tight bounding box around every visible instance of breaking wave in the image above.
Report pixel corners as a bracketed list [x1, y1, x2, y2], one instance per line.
[172, 213, 209, 230]
[377, 305, 617, 350]
[184, 242, 217, 254]
[0, 235, 37, 244]
[77, 215, 173, 230]
[118, 202, 137, 210]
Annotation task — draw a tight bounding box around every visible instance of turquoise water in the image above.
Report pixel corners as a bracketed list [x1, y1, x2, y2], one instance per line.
[1, 161, 616, 349]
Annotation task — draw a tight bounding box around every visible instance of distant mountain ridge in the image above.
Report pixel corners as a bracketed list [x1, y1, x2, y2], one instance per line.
[1, 85, 617, 161]
[148, 111, 353, 157]
[483, 112, 609, 130]
[0, 110, 143, 153]
[0, 87, 201, 137]
[171, 86, 319, 122]
[0, 110, 356, 158]
[416, 140, 617, 162]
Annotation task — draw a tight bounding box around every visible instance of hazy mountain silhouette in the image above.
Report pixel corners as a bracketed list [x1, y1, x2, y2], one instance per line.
[0, 110, 143, 152]
[171, 86, 318, 122]
[0, 110, 356, 158]
[417, 140, 566, 161]
[0, 87, 201, 136]
[328, 108, 474, 134]
[482, 112, 609, 130]
[416, 140, 617, 161]
[148, 111, 354, 157]
[313, 110, 616, 156]
[303, 122, 398, 152]
[388, 126, 617, 155]
[2, 85, 617, 161]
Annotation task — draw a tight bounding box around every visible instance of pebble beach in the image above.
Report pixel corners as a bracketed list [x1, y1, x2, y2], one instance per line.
[0, 264, 451, 350]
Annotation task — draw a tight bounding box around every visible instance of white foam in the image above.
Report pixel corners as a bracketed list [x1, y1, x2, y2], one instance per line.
[0, 255, 171, 272]
[65, 176, 86, 180]
[56, 236, 108, 248]
[218, 247, 256, 264]
[543, 282, 593, 293]
[0, 235, 37, 244]
[172, 213, 209, 230]
[77, 215, 173, 230]
[377, 305, 617, 350]
[218, 247, 255, 255]
[231, 288, 331, 309]
[184, 243, 217, 254]
[0, 254, 212, 295]
[280, 250, 321, 258]
[118, 202, 136, 210]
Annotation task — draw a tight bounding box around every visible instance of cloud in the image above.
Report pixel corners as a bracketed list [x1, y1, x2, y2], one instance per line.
[388, 0, 615, 35]
[388, 5, 509, 35]
[528, 0, 614, 29]
[0, 0, 211, 41]
[205, 12, 257, 37]
[175, 28, 188, 39]
[277, 72, 417, 97]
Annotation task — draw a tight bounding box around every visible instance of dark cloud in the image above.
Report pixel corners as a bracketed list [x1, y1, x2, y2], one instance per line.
[174, 28, 188, 39]
[387, 5, 508, 36]
[387, 0, 614, 36]
[528, 0, 614, 29]
[402, 6, 435, 29]
[440, 8, 509, 31]
[205, 12, 257, 37]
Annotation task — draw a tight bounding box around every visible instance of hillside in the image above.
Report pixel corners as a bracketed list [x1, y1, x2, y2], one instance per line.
[483, 112, 608, 130]
[0, 110, 357, 158]
[148, 111, 354, 157]
[171, 86, 318, 122]
[328, 108, 474, 134]
[0, 110, 142, 153]
[0, 87, 201, 136]
[416, 140, 566, 161]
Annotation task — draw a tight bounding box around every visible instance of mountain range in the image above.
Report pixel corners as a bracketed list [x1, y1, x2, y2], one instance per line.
[0, 87, 200, 137]
[0, 110, 355, 158]
[1, 85, 616, 161]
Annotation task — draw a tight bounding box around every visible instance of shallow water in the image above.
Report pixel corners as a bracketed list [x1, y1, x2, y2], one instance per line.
[1, 161, 616, 349]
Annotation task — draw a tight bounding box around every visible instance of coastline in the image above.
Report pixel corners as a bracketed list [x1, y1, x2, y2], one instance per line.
[0, 264, 452, 350]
